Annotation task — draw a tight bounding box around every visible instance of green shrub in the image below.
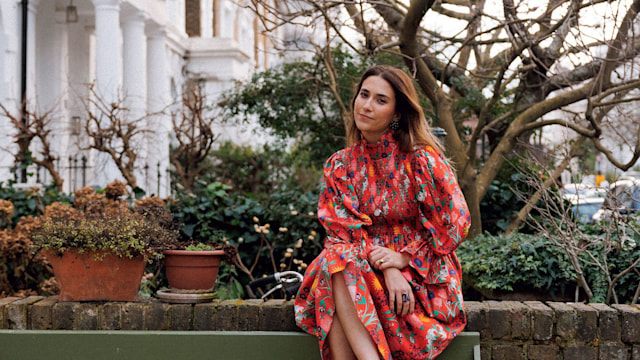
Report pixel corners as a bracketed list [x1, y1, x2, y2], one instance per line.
[207, 141, 321, 196]
[170, 181, 325, 299]
[458, 232, 640, 303]
[0, 182, 72, 229]
[458, 233, 576, 299]
[576, 219, 640, 303]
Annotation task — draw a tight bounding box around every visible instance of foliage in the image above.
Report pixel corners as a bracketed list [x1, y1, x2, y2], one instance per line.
[0, 182, 71, 297]
[460, 227, 640, 304]
[170, 178, 324, 298]
[168, 138, 327, 299]
[0, 216, 55, 297]
[480, 178, 522, 234]
[184, 242, 218, 251]
[221, 46, 399, 167]
[207, 140, 322, 196]
[458, 233, 576, 299]
[480, 156, 553, 234]
[170, 181, 233, 246]
[32, 183, 179, 262]
[0, 181, 72, 229]
[568, 218, 640, 303]
[213, 263, 245, 300]
[509, 153, 640, 303]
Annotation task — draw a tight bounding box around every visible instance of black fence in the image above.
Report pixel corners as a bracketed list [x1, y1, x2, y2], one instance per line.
[6, 157, 169, 196]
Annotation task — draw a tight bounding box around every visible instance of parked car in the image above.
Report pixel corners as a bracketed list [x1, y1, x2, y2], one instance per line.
[568, 195, 605, 224]
[592, 179, 640, 222]
[562, 183, 607, 199]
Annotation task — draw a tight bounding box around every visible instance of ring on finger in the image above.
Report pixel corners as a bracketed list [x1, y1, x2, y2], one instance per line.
[379, 259, 384, 264]
[402, 293, 410, 303]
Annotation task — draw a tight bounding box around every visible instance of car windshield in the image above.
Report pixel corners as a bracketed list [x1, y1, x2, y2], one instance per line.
[603, 184, 640, 210]
[573, 203, 603, 220]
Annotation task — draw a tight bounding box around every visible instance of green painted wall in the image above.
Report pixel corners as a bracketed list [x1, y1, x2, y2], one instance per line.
[0, 330, 479, 360]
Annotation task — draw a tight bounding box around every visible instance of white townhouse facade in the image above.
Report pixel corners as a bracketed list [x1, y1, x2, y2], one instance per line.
[0, 0, 278, 196]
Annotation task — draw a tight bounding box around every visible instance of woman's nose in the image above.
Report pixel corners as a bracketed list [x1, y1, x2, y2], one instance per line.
[362, 98, 373, 110]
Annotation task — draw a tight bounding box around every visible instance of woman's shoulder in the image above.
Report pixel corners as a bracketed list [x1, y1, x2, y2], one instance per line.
[411, 144, 443, 162]
[409, 145, 451, 175]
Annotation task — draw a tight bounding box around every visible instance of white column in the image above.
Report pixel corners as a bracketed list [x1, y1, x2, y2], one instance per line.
[146, 25, 170, 196]
[43, 9, 71, 188]
[92, 0, 121, 101]
[0, 4, 21, 181]
[122, 10, 147, 115]
[122, 9, 148, 192]
[201, 0, 213, 38]
[25, 0, 40, 103]
[92, 0, 122, 187]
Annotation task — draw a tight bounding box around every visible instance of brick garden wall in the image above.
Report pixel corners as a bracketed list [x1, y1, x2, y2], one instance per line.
[1, 297, 640, 359]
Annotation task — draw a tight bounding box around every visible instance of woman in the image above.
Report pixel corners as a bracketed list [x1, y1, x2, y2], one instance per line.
[295, 65, 470, 360]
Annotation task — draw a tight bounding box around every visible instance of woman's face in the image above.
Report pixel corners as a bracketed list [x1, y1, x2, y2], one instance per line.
[353, 75, 398, 144]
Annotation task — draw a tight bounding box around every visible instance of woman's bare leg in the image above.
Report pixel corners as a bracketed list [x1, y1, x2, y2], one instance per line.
[327, 313, 356, 360]
[331, 272, 379, 360]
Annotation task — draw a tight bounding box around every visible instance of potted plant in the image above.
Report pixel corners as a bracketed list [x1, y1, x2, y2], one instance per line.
[31, 181, 179, 302]
[158, 182, 238, 303]
[158, 231, 237, 303]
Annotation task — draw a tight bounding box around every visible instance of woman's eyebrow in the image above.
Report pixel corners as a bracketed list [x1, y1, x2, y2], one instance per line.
[361, 88, 391, 99]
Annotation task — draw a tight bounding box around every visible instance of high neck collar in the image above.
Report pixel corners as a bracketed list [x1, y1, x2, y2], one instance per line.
[359, 130, 396, 154]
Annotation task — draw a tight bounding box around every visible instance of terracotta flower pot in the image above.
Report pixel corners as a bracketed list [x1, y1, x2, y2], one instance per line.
[44, 249, 147, 302]
[163, 249, 225, 292]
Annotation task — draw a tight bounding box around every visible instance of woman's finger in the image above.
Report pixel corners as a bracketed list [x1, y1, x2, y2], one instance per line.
[400, 291, 409, 315]
[410, 293, 415, 314]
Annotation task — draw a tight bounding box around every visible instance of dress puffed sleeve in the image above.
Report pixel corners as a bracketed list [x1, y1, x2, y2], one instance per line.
[412, 146, 470, 256]
[317, 152, 372, 248]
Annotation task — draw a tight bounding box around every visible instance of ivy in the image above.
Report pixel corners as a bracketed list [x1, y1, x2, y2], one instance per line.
[458, 232, 640, 303]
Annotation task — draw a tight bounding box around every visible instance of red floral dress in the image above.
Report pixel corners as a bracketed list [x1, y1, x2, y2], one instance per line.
[294, 131, 471, 360]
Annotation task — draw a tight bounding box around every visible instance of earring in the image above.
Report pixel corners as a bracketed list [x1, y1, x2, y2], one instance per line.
[389, 120, 400, 130]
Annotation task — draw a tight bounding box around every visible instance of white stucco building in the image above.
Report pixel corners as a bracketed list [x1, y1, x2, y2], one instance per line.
[0, 0, 278, 196]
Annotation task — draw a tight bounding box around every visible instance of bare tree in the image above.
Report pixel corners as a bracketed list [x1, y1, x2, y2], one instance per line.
[248, 0, 640, 237]
[0, 101, 64, 191]
[170, 81, 220, 192]
[514, 155, 640, 304]
[80, 84, 152, 190]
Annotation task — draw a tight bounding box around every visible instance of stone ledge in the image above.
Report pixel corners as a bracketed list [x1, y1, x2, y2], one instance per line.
[1, 297, 640, 359]
[1, 296, 299, 332]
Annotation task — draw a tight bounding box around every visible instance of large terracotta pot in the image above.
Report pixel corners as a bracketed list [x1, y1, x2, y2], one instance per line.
[163, 250, 225, 291]
[44, 249, 147, 302]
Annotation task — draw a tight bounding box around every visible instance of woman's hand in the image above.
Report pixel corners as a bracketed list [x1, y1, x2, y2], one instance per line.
[382, 267, 415, 316]
[368, 245, 410, 271]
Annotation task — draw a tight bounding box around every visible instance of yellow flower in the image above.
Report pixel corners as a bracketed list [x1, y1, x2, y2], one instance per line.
[371, 277, 384, 291]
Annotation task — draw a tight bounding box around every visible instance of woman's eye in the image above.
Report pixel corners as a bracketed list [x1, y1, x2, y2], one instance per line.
[378, 99, 387, 104]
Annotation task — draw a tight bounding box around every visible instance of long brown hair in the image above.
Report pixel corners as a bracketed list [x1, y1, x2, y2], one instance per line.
[346, 65, 443, 154]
